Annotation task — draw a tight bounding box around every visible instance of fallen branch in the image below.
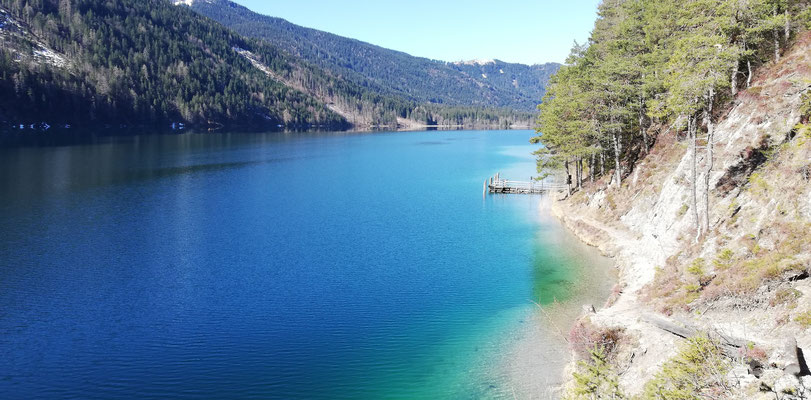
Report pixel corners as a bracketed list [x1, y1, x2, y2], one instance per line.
[642, 313, 748, 356]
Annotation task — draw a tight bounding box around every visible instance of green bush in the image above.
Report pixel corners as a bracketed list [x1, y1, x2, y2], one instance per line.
[712, 249, 734, 270]
[642, 336, 729, 400]
[748, 172, 770, 195]
[796, 123, 811, 146]
[687, 258, 705, 276]
[800, 90, 811, 121]
[771, 288, 802, 307]
[566, 347, 625, 400]
[795, 310, 811, 327]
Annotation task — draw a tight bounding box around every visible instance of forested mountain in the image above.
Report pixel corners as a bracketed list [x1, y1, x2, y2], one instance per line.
[0, 0, 350, 128]
[179, 0, 560, 112]
[0, 0, 543, 130]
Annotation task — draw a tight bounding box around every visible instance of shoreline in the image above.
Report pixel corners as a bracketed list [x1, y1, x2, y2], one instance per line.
[547, 195, 685, 396]
[496, 195, 617, 398]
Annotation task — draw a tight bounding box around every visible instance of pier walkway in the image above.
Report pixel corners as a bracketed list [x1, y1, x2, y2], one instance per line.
[484, 173, 568, 195]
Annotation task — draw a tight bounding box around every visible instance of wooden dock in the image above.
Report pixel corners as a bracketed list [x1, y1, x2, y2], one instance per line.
[484, 173, 568, 195]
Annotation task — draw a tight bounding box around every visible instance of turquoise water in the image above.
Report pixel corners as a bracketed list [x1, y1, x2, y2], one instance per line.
[0, 130, 612, 399]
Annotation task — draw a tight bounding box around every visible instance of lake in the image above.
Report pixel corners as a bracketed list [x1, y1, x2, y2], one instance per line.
[0, 129, 613, 399]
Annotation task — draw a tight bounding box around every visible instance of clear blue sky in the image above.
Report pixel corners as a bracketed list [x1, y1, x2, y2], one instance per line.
[231, 0, 600, 65]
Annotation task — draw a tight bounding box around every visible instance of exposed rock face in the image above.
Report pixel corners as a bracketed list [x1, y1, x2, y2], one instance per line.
[553, 33, 811, 396]
[0, 6, 69, 69]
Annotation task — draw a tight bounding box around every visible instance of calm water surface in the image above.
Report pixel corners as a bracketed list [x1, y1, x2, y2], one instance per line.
[0, 130, 611, 399]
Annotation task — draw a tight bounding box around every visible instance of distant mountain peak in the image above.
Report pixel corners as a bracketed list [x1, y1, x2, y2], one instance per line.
[173, 0, 214, 6]
[183, 0, 561, 111]
[455, 59, 497, 66]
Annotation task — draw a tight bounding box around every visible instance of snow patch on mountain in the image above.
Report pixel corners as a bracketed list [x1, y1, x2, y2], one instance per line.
[233, 47, 274, 77]
[33, 48, 68, 68]
[0, 6, 69, 69]
[174, 0, 215, 6]
[455, 59, 496, 66]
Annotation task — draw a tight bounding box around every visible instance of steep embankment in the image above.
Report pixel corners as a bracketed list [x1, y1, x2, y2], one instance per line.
[556, 33, 811, 397]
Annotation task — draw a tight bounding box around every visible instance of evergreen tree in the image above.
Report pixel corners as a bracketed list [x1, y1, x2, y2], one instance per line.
[534, 0, 811, 235]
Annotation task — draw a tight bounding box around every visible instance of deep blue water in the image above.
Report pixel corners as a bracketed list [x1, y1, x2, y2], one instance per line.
[0, 130, 610, 399]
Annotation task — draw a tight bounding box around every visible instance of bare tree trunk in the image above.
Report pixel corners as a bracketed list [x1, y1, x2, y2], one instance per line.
[590, 152, 595, 183]
[774, 7, 781, 62]
[640, 96, 649, 154]
[613, 132, 622, 188]
[565, 159, 572, 197]
[641, 119, 649, 154]
[785, 9, 791, 42]
[600, 150, 605, 177]
[689, 115, 700, 237]
[774, 30, 780, 61]
[702, 90, 715, 235]
[731, 60, 739, 96]
[581, 158, 584, 188]
[578, 158, 583, 189]
[747, 59, 753, 88]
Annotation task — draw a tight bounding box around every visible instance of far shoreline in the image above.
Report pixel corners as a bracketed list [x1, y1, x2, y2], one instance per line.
[0, 126, 536, 149]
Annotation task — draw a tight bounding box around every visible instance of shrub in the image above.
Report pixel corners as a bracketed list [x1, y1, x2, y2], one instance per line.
[605, 283, 624, 308]
[800, 91, 811, 122]
[648, 221, 811, 311]
[645, 265, 687, 315]
[800, 8, 811, 30]
[748, 172, 770, 195]
[713, 249, 734, 270]
[642, 336, 730, 399]
[741, 342, 768, 363]
[795, 310, 811, 327]
[605, 192, 617, 210]
[684, 283, 701, 293]
[566, 347, 626, 400]
[687, 258, 705, 276]
[569, 319, 624, 361]
[745, 85, 763, 98]
[677, 203, 688, 218]
[796, 123, 811, 147]
[771, 288, 802, 307]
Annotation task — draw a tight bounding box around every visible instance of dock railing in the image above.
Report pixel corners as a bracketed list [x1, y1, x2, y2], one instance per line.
[483, 173, 568, 195]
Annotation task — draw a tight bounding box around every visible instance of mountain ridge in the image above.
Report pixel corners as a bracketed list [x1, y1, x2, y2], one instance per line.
[179, 0, 560, 112]
[0, 0, 349, 129]
[0, 0, 542, 132]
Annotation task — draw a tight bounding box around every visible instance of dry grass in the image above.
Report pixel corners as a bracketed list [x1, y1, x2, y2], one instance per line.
[642, 336, 731, 399]
[770, 288, 803, 307]
[741, 343, 768, 363]
[794, 310, 811, 328]
[643, 114, 811, 314]
[645, 219, 810, 315]
[604, 283, 624, 308]
[568, 318, 625, 362]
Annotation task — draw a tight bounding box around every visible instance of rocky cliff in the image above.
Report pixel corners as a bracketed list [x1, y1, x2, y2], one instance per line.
[555, 33, 811, 398]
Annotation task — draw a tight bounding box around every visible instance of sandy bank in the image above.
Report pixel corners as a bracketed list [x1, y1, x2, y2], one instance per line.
[493, 196, 617, 399]
[549, 197, 683, 396]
